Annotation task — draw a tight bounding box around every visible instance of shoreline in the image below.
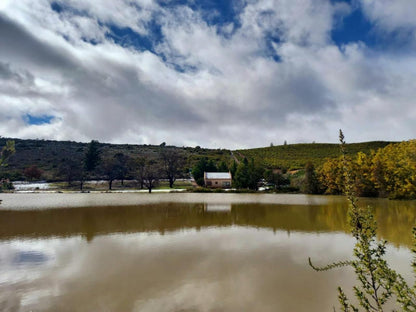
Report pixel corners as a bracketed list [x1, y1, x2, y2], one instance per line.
[0, 192, 340, 211]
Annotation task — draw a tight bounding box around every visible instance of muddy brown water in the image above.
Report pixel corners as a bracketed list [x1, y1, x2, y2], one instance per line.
[1, 193, 416, 311]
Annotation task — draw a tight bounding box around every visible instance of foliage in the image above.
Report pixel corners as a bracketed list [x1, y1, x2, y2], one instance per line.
[160, 147, 185, 188]
[0, 140, 15, 192]
[23, 165, 43, 181]
[310, 130, 416, 312]
[237, 141, 392, 170]
[84, 140, 101, 172]
[319, 140, 416, 199]
[192, 157, 217, 186]
[302, 162, 321, 194]
[234, 158, 263, 190]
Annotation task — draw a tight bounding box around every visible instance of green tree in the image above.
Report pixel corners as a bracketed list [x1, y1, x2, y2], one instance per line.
[192, 157, 217, 186]
[302, 162, 320, 194]
[0, 140, 15, 167]
[218, 161, 228, 172]
[84, 140, 101, 173]
[234, 158, 263, 190]
[229, 160, 238, 178]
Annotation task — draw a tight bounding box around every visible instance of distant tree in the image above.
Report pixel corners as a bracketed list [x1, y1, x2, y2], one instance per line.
[143, 159, 161, 193]
[234, 158, 263, 190]
[192, 157, 208, 186]
[113, 153, 130, 186]
[264, 169, 289, 190]
[58, 158, 83, 187]
[302, 162, 320, 194]
[284, 140, 287, 146]
[84, 140, 101, 173]
[102, 157, 119, 190]
[270, 142, 274, 147]
[23, 165, 43, 181]
[135, 156, 146, 189]
[218, 161, 228, 172]
[0, 140, 15, 167]
[0, 140, 16, 192]
[192, 157, 217, 186]
[160, 147, 185, 188]
[229, 160, 238, 178]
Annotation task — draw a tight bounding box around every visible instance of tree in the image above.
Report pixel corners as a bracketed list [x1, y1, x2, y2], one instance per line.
[218, 161, 228, 172]
[302, 162, 320, 194]
[160, 147, 185, 188]
[234, 158, 263, 190]
[113, 153, 131, 186]
[135, 157, 146, 189]
[310, 130, 416, 311]
[192, 157, 217, 186]
[0, 140, 15, 167]
[229, 160, 238, 178]
[142, 160, 161, 193]
[102, 157, 119, 190]
[0, 140, 15, 192]
[84, 140, 101, 173]
[23, 165, 43, 181]
[58, 158, 83, 187]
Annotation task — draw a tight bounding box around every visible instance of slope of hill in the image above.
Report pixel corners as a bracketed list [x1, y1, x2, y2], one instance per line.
[0, 138, 231, 181]
[0, 138, 397, 181]
[236, 141, 395, 170]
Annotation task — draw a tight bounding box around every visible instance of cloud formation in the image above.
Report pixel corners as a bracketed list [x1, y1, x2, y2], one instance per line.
[0, 0, 415, 148]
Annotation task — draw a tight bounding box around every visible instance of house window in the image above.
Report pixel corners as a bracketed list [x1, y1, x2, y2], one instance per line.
[215, 181, 218, 184]
[207, 181, 212, 186]
[223, 181, 230, 187]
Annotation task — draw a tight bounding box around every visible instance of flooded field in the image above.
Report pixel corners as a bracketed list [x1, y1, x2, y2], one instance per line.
[1, 194, 416, 311]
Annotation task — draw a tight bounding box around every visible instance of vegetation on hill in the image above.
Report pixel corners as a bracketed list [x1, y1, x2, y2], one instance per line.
[319, 140, 416, 199]
[0, 138, 232, 182]
[237, 141, 394, 170]
[1, 137, 415, 199]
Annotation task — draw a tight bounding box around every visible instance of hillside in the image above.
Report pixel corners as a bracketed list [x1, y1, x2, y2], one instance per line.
[0, 138, 396, 181]
[0, 138, 232, 181]
[236, 141, 395, 170]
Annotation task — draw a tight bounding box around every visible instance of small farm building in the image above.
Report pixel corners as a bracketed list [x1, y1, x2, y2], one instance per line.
[204, 172, 232, 188]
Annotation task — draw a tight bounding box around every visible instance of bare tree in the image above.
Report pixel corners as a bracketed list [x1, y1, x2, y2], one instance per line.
[142, 160, 161, 193]
[160, 147, 185, 188]
[102, 158, 119, 190]
[58, 157, 83, 188]
[135, 156, 146, 189]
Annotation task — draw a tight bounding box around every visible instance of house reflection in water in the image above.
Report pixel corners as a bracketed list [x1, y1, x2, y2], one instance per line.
[204, 203, 232, 212]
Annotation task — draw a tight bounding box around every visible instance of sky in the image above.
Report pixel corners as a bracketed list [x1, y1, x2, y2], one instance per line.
[0, 0, 415, 149]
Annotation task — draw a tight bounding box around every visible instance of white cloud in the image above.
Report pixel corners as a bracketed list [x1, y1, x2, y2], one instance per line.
[0, 0, 415, 148]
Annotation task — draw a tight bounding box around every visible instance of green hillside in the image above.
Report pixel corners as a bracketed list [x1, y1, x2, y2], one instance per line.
[0, 138, 232, 181]
[236, 141, 395, 170]
[0, 137, 397, 181]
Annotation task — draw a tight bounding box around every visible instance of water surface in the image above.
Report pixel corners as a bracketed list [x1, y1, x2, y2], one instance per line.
[1, 195, 415, 311]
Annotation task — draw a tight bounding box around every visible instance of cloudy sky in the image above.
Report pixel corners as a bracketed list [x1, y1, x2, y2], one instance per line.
[0, 0, 415, 148]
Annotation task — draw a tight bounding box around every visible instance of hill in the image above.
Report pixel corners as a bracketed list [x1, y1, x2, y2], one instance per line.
[236, 141, 395, 170]
[0, 138, 396, 181]
[0, 138, 232, 181]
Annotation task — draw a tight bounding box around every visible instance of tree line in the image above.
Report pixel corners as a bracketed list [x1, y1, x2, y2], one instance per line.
[318, 140, 416, 199]
[52, 140, 188, 193]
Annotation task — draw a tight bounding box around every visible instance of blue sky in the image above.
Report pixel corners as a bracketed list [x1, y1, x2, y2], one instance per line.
[0, 0, 415, 148]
